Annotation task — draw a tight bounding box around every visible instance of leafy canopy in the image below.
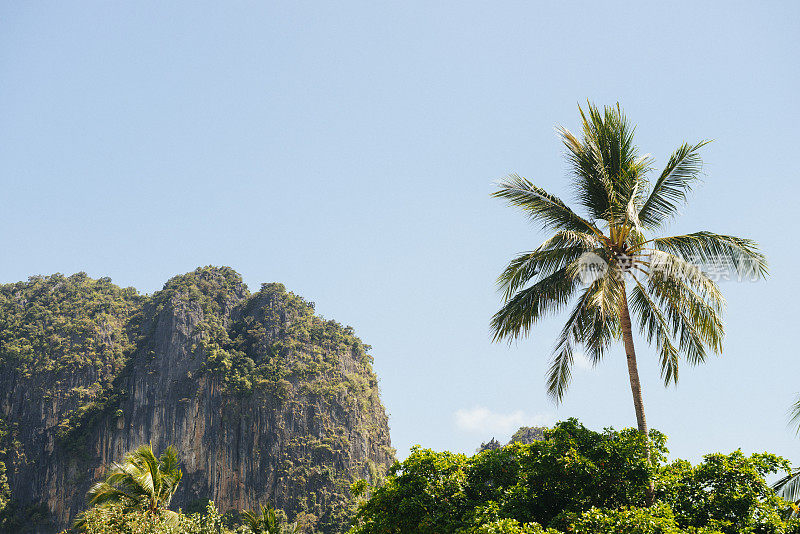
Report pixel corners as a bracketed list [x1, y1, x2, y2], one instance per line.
[349, 420, 798, 534]
[75, 500, 232, 534]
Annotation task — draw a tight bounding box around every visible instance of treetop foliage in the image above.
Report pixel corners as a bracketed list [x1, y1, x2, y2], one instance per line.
[349, 419, 798, 534]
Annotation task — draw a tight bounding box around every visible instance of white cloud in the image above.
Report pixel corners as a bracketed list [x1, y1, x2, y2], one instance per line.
[454, 406, 552, 438]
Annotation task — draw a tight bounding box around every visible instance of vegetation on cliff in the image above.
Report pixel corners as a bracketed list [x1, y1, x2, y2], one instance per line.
[0, 272, 142, 378]
[0, 273, 143, 451]
[0, 267, 392, 533]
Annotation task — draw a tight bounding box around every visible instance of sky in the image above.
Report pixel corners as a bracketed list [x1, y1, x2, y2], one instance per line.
[1, 2, 799, 466]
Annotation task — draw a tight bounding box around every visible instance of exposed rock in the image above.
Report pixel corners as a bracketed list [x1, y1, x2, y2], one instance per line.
[0, 267, 393, 533]
[476, 437, 502, 453]
[508, 426, 545, 445]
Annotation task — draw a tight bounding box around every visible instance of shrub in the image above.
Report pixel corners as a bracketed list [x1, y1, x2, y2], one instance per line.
[71, 501, 233, 534]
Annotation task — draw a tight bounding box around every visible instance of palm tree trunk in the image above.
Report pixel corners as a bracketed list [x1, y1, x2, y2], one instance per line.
[619, 284, 655, 503]
[619, 286, 648, 437]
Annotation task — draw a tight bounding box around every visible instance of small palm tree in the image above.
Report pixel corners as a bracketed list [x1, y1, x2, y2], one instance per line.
[76, 444, 183, 527]
[773, 398, 800, 511]
[491, 103, 766, 454]
[773, 470, 800, 515]
[242, 504, 296, 534]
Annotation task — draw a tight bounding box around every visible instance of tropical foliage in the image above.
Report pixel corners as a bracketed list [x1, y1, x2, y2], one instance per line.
[0, 272, 142, 377]
[0, 273, 143, 453]
[241, 504, 297, 534]
[349, 420, 799, 534]
[771, 397, 800, 512]
[73, 500, 231, 534]
[490, 103, 767, 447]
[75, 445, 183, 529]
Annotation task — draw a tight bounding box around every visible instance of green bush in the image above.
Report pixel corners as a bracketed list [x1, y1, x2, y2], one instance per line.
[465, 518, 557, 534]
[72, 500, 235, 534]
[658, 451, 792, 533]
[349, 419, 797, 534]
[560, 504, 684, 534]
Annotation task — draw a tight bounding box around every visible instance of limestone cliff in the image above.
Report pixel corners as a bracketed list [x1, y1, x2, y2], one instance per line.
[0, 267, 393, 533]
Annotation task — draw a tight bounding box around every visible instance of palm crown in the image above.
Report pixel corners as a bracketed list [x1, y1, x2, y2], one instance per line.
[242, 504, 297, 534]
[79, 444, 183, 526]
[491, 103, 766, 437]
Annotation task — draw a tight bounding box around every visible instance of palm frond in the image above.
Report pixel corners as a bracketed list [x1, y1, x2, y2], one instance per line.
[497, 230, 599, 299]
[104, 468, 140, 488]
[159, 446, 182, 505]
[774, 471, 800, 505]
[84, 444, 182, 519]
[497, 246, 584, 299]
[557, 125, 610, 222]
[586, 261, 625, 319]
[644, 264, 724, 366]
[547, 334, 575, 403]
[160, 446, 180, 476]
[493, 174, 603, 237]
[242, 508, 260, 530]
[789, 395, 800, 435]
[87, 481, 140, 507]
[558, 103, 648, 225]
[581, 267, 623, 367]
[638, 141, 710, 228]
[547, 275, 619, 401]
[581, 304, 618, 367]
[629, 279, 680, 385]
[592, 103, 647, 216]
[491, 268, 579, 342]
[242, 504, 282, 534]
[129, 445, 160, 502]
[653, 231, 768, 280]
[548, 290, 590, 402]
[646, 250, 725, 311]
[162, 509, 181, 528]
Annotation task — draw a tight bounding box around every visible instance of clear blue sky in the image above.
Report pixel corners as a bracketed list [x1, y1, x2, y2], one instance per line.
[2, 2, 798, 465]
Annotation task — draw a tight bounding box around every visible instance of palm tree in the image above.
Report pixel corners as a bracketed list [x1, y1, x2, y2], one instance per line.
[76, 444, 183, 527]
[773, 398, 800, 511]
[242, 504, 296, 534]
[491, 102, 766, 454]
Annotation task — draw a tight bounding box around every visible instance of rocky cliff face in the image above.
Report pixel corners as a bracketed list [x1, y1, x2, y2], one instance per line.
[0, 267, 393, 533]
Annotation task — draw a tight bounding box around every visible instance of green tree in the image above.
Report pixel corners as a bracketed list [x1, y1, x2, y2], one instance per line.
[349, 420, 663, 533]
[350, 447, 471, 533]
[76, 445, 183, 528]
[75, 499, 233, 534]
[773, 396, 800, 510]
[349, 420, 798, 534]
[560, 503, 684, 534]
[491, 103, 766, 457]
[659, 451, 791, 533]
